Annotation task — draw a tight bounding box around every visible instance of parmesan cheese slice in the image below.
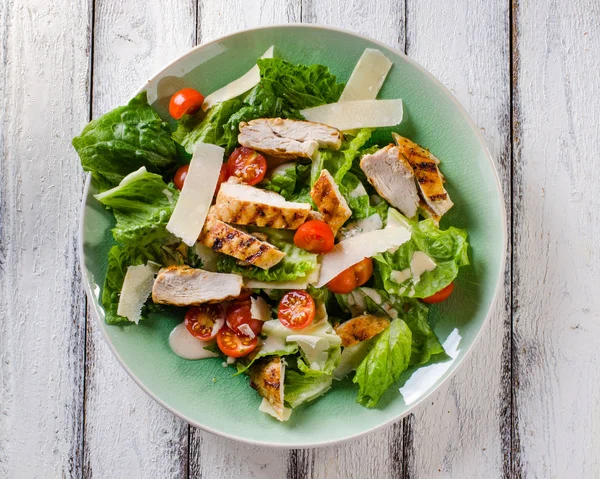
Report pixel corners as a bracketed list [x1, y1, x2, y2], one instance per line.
[117, 261, 161, 324]
[166, 142, 224, 246]
[243, 265, 321, 290]
[250, 296, 271, 322]
[314, 227, 411, 287]
[300, 99, 403, 131]
[338, 49, 393, 102]
[202, 46, 274, 111]
[259, 398, 292, 421]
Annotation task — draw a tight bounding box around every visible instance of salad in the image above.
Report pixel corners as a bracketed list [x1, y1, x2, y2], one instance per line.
[73, 46, 469, 421]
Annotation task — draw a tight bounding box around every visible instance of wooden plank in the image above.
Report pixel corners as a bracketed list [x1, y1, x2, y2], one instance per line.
[403, 0, 512, 476]
[81, 2, 195, 478]
[512, 0, 600, 477]
[187, 3, 301, 477]
[0, 0, 90, 477]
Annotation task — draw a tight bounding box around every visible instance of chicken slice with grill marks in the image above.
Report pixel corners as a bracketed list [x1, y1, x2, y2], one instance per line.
[310, 169, 352, 234]
[151, 265, 243, 306]
[238, 118, 342, 159]
[359, 144, 420, 219]
[249, 356, 288, 421]
[334, 314, 391, 348]
[392, 133, 453, 217]
[212, 181, 312, 229]
[199, 213, 285, 270]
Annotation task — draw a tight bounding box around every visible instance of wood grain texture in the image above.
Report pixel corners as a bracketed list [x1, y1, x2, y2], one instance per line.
[513, 0, 600, 477]
[404, 0, 512, 477]
[81, 2, 195, 478]
[0, 0, 90, 477]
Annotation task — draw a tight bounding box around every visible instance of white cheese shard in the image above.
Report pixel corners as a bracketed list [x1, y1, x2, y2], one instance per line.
[300, 99, 403, 131]
[193, 243, 219, 272]
[315, 227, 411, 287]
[237, 323, 256, 339]
[117, 261, 161, 324]
[202, 46, 274, 111]
[338, 48, 393, 102]
[244, 265, 321, 290]
[250, 296, 271, 322]
[166, 143, 224, 246]
[259, 398, 292, 421]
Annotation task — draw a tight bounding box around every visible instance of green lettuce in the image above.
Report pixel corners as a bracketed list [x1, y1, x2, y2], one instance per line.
[94, 167, 178, 245]
[285, 370, 333, 408]
[72, 91, 178, 191]
[374, 210, 469, 298]
[353, 318, 412, 408]
[217, 229, 317, 282]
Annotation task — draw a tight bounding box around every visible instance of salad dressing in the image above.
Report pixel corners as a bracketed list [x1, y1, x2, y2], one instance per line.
[169, 322, 219, 360]
[410, 251, 437, 282]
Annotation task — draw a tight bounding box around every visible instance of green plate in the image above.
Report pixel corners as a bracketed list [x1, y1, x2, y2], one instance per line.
[79, 25, 506, 447]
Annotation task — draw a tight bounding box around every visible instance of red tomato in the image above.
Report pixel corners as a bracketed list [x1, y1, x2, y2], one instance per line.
[184, 304, 225, 340]
[226, 300, 264, 336]
[216, 326, 258, 358]
[173, 164, 189, 191]
[326, 258, 374, 294]
[422, 282, 455, 304]
[278, 291, 315, 330]
[226, 147, 267, 185]
[293, 220, 335, 254]
[215, 164, 228, 195]
[169, 88, 204, 120]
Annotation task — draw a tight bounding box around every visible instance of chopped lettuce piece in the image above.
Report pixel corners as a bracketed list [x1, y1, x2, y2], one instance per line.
[260, 162, 298, 199]
[94, 167, 178, 245]
[374, 210, 469, 298]
[72, 91, 178, 191]
[353, 318, 412, 408]
[285, 370, 333, 408]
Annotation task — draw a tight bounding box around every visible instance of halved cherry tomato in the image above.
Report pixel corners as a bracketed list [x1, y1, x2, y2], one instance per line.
[236, 288, 253, 301]
[326, 258, 374, 294]
[294, 220, 335, 254]
[173, 164, 189, 190]
[184, 304, 225, 340]
[278, 290, 315, 330]
[216, 326, 258, 358]
[169, 88, 204, 120]
[226, 300, 264, 336]
[226, 147, 267, 185]
[422, 282, 455, 304]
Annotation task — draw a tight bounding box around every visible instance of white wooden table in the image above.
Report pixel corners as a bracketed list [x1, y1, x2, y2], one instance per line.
[1, 0, 599, 477]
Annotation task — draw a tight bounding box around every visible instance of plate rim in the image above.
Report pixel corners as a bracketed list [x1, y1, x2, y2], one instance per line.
[78, 23, 508, 448]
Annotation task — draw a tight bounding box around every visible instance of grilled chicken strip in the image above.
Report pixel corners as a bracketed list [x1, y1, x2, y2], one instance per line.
[249, 356, 286, 421]
[213, 181, 312, 229]
[392, 133, 453, 217]
[238, 118, 342, 159]
[335, 314, 390, 348]
[310, 169, 352, 234]
[199, 214, 285, 269]
[359, 144, 420, 219]
[152, 265, 242, 306]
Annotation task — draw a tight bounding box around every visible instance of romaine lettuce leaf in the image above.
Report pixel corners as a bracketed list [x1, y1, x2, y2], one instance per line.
[217, 229, 318, 282]
[72, 91, 178, 191]
[374, 210, 469, 298]
[94, 167, 178, 245]
[260, 162, 298, 199]
[285, 370, 333, 408]
[353, 318, 412, 408]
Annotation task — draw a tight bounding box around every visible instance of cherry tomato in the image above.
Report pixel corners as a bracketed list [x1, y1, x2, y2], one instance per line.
[215, 164, 228, 195]
[226, 300, 264, 337]
[173, 164, 189, 191]
[236, 288, 253, 301]
[278, 291, 315, 330]
[326, 258, 374, 294]
[422, 282, 455, 304]
[184, 304, 225, 340]
[226, 147, 267, 185]
[216, 326, 258, 358]
[169, 88, 204, 120]
[294, 220, 335, 254]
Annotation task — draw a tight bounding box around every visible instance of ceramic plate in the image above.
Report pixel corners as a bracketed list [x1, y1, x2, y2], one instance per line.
[79, 25, 506, 447]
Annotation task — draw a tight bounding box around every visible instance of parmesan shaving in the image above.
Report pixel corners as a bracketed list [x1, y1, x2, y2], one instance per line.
[202, 46, 274, 111]
[315, 227, 411, 287]
[166, 142, 224, 246]
[300, 99, 403, 131]
[250, 296, 271, 322]
[117, 262, 161, 323]
[338, 49, 393, 102]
